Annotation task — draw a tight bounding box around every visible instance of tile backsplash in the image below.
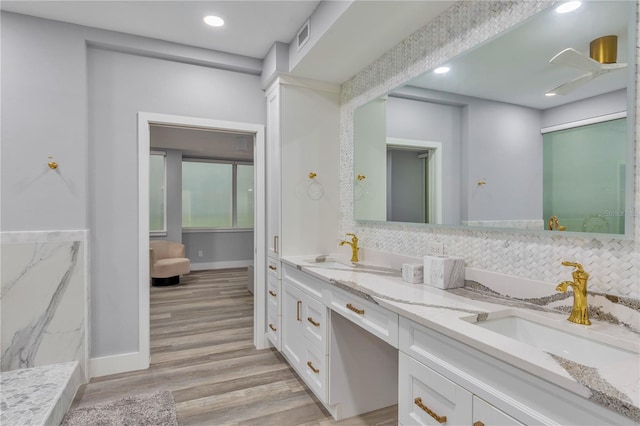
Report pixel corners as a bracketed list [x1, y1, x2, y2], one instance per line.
[339, 1, 639, 299]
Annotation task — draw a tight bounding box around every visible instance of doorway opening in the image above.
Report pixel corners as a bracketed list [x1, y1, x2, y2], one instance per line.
[138, 112, 267, 370]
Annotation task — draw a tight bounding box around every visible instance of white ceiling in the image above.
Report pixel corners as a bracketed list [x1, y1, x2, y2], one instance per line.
[1, 0, 458, 158]
[407, 1, 630, 110]
[0, 0, 321, 59]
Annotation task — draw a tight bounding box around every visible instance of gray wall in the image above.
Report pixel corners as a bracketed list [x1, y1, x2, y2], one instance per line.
[2, 11, 265, 359]
[387, 88, 541, 223]
[542, 89, 627, 127]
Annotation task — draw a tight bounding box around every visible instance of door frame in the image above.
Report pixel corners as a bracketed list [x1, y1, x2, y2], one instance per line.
[138, 112, 268, 369]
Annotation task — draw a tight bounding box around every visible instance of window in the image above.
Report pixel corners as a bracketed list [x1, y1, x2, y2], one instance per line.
[149, 152, 166, 233]
[182, 159, 254, 229]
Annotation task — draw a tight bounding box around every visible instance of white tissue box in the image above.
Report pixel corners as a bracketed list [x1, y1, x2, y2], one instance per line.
[402, 263, 424, 284]
[423, 255, 464, 289]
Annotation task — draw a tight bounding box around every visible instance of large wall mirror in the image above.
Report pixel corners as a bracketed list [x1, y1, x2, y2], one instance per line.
[354, 1, 635, 236]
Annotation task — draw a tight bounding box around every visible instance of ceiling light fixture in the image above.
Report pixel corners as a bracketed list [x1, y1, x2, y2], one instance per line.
[556, 1, 581, 14]
[434, 66, 450, 74]
[545, 92, 556, 97]
[204, 15, 224, 27]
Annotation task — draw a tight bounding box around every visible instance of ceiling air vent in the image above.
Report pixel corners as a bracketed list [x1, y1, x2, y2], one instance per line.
[296, 20, 310, 51]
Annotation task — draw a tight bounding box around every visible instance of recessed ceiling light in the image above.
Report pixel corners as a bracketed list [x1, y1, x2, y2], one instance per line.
[556, 1, 581, 14]
[204, 15, 224, 27]
[434, 66, 450, 74]
[545, 92, 557, 97]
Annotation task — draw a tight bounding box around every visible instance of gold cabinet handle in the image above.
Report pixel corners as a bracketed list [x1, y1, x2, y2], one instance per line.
[269, 290, 277, 297]
[268, 324, 277, 332]
[414, 397, 447, 424]
[307, 316, 320, 327]
[274, 236, 279, 254]
[473, 422, 485, 426]
[297, 301, 302, 321]
[346, 303, 365, 315]
[268, 265, 277, 271]
[307, 361, 320, 374]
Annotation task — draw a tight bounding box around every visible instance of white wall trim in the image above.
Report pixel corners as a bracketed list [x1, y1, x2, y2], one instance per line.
[89, 351, 150, 378]
[540, 111, 627, 134]
[190, 260, 253, 271]
[137, 112, 267, 371]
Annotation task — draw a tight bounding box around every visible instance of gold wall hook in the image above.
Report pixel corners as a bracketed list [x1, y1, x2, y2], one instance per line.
[477, 179, 486, 186]
[47, 157, 58, 170]
[308, 172, 317, 179]
[357, 174, 366, 181]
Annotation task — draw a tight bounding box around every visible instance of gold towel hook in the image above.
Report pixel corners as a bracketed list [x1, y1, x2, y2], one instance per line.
[357, 174, 366, 181]
[47, 156, 58, 170]
[308, 172, 317, 179]
[477, 179, 486, 186]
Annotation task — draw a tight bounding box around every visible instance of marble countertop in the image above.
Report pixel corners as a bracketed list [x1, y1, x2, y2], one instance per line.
[281, 255, 640, 423]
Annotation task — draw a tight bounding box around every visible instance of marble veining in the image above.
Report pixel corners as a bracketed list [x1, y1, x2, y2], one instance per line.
[550, 354, 640, 423]
[1, 231, 88, 380]
[2, 242, 81, 371]
[283, 255, 640, 422]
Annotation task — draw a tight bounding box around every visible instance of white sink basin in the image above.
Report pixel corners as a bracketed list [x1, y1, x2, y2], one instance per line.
[464, 310, 638, 368]
[304, 260, 355, 270]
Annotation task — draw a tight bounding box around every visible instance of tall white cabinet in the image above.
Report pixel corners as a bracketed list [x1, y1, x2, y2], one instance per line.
[264, 76, 340, 350]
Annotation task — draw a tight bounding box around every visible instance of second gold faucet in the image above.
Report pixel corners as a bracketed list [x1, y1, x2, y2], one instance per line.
[339, 233, 359, 262]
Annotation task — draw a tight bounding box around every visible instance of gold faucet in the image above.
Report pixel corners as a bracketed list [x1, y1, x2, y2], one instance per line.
[548, 215, 566, 231]
[555, 261, 591, 325]
[339, 233, 359, 262]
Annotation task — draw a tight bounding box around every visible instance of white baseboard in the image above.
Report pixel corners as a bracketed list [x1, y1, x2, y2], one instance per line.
[190, 260, 252, 271]
[89, 351, 149, 378]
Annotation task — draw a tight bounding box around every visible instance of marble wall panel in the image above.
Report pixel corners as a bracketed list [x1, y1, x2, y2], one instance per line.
[1, 231, 88, 380]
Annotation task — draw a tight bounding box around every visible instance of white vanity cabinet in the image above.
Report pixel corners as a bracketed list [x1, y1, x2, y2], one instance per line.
[265, 264, 281, 350]
[282, 265, 330, 402]
[398, 317, 635, 426]
[263, 76, 339, 350]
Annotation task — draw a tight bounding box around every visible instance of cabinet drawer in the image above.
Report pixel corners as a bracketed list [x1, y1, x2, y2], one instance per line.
[330, 287, 399, 347]
[304, 294, 328, 354]
[283, 264, 325, 300]
[399, 351, 472, 426]
[473, 396, 524, 426]
[267, 257, 281, 279]
[266, 309, 281, 351]
[302, 341, 328, 403]
[267, 275, 281, 314]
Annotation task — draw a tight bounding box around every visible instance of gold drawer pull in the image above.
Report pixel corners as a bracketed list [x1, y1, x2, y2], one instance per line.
[473, 422, 484, 426]
[268, 265, 277, 271]
[307, 361, 320, 373]
[346, 303, 365, 315]
[307, 316, 320, 327]
[414, 397, 447, 424]
[269, 290, 277, 297]
[268, 324, 277, 332]
[297, 301, 302, 321]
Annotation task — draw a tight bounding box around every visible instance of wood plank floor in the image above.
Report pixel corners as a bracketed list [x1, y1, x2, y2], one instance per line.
[71, 269, 397, 425]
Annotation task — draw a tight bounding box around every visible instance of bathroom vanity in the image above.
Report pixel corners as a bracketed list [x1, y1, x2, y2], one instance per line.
[265, 255, 639, 425]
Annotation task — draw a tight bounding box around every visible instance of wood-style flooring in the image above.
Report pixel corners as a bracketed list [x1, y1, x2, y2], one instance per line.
[70, 269, 397, 425]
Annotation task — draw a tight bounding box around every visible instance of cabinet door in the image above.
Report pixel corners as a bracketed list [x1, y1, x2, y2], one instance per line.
[282, 281, 305, 370]
[399, 352, 472, 426]
[473, 396, 524, 426]
[265, 83, 281, 258]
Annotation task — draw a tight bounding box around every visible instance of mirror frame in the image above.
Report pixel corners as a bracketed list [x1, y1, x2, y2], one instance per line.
[352, 1, 636, 240]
